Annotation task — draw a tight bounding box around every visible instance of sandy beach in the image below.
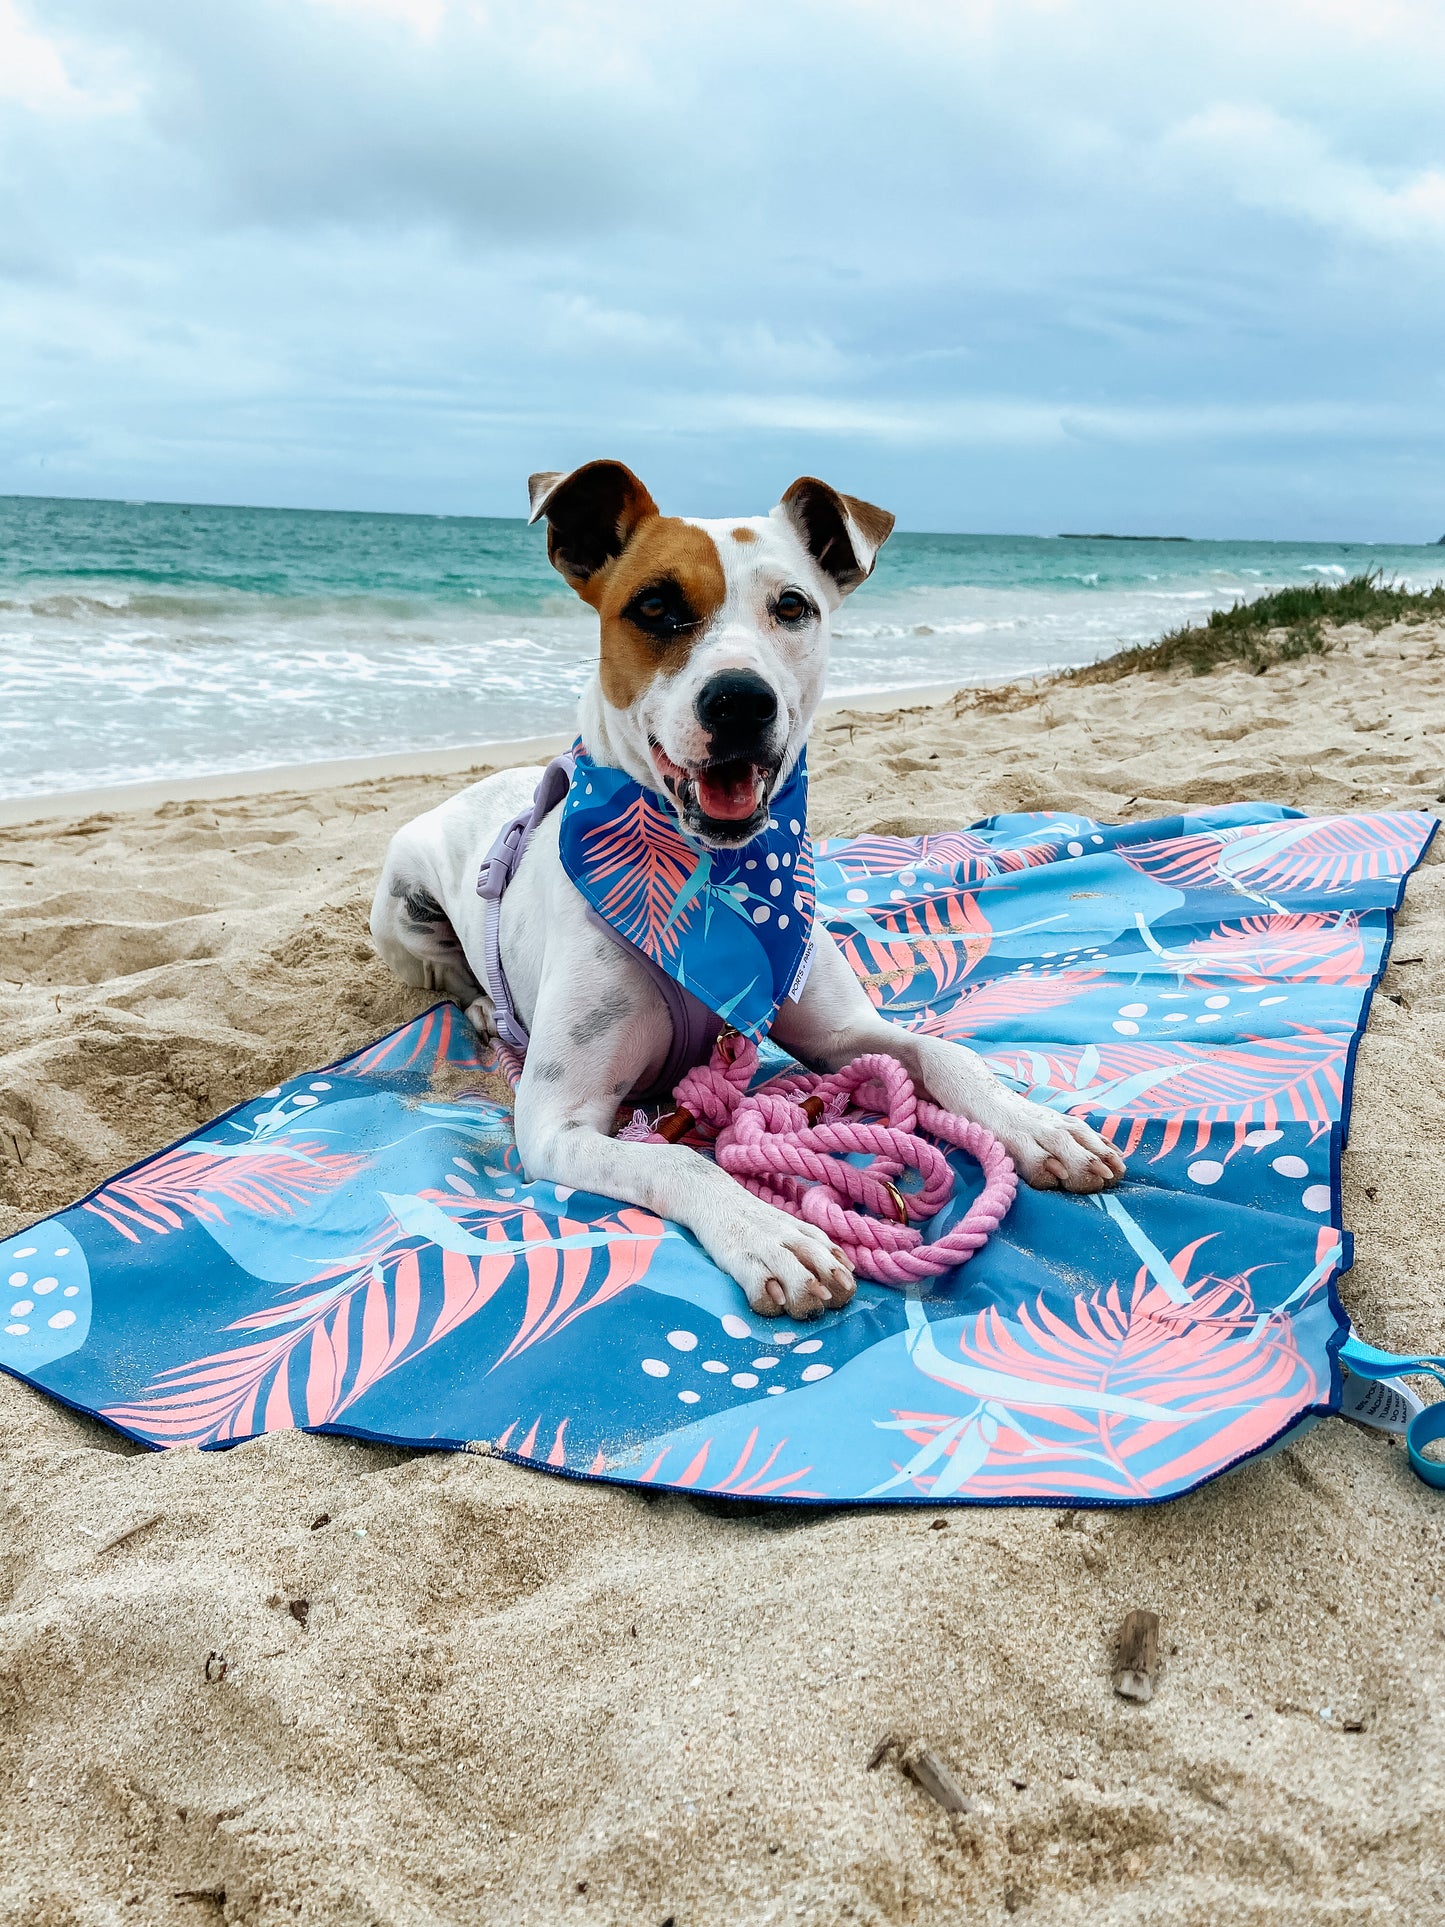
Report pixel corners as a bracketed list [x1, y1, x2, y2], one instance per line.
[3, 623, 1445, 1926]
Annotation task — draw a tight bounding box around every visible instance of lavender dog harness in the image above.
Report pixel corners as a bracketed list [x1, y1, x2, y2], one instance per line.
[477, 749, 815, 1102]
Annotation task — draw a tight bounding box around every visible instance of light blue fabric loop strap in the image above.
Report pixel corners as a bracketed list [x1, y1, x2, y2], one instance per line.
[1340, 1333, 1445, 1490]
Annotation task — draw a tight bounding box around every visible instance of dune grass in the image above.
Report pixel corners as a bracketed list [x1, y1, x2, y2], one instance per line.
[1068, 570, 1445, 683]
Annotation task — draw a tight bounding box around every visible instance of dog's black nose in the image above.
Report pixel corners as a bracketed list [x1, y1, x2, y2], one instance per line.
[695, 671, 778, 741]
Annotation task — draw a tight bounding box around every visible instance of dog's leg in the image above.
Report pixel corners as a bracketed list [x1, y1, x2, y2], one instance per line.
[511, 949, 856, 1319]
[369, 848, 490, 1032]
[772, 928, 1124, 1193]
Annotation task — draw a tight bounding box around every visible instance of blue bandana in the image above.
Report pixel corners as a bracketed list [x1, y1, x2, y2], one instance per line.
[558, 746, 815, 1041]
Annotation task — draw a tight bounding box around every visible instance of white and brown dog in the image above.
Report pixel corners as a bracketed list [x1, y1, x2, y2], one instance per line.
[371, 462, 1124, 1319]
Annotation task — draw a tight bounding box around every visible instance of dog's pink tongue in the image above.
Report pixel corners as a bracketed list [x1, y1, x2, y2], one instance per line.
[696, 764, 761, 821]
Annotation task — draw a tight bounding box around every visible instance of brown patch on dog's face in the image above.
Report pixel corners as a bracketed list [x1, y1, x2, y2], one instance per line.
[730, 526, 757, 544]
[587, 517, 727, 709]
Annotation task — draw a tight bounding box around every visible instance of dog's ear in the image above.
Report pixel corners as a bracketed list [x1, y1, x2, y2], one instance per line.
[526, 460, 659, 593]
[775, 478, 895, 598]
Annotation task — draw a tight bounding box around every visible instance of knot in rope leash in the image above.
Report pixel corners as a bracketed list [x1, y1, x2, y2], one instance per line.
[622, 1031, 1018, 1287]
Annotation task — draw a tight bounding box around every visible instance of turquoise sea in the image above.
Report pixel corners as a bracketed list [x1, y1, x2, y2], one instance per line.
[2, 494, 1442, 801]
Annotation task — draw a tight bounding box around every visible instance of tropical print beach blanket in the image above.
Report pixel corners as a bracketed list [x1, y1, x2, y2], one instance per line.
[2, 802, 1434, 1506]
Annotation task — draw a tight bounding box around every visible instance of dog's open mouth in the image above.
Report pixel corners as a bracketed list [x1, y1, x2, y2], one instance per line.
[650, 740, 775, 838]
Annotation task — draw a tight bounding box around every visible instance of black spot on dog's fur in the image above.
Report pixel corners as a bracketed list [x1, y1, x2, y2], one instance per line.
[391, 878, 446, 927]
[570, 1001, 631, 1047]
[532, 1060, 566, 1083]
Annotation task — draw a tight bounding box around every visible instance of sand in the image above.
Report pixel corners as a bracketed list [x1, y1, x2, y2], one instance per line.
[2, 623, 1444, 1926]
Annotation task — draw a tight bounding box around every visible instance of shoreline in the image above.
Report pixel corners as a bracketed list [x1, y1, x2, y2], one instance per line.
[0, 679, 976, 828]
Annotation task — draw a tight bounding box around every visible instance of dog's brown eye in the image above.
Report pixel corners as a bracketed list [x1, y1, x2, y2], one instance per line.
[774, 590, 812, 624]
[624, 581, 695, 639]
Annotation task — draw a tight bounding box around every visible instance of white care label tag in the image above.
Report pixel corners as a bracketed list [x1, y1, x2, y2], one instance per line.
[787, 929, 817, 1004]
[1340, 1370, 1423, 1436]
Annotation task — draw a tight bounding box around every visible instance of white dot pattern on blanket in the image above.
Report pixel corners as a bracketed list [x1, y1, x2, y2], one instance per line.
[1119, 1003, 1148, 1018]
[10, 1300, 32, 1316]
[1272, 1155, 1310, 1179]
[641, 1358, 668, 1378]
[667, 1330, 697, 1351]
[794, 1338, 822, 1354]
[32, 1277, 58, 1295]
[1302, 1185, 1331, 1213]
[1246, 1129, 1283, 1146]
[1113, 1020, 1139, 1035]
[1187, 1161, 1224, 1186]
[721, 1314, 751, 1339]
[47, 1310, 75, 1330]
[7, 1272, 25, 1288]
[847, 888, 867, 903]
[678, 1390, 699, 1404]
[702, 1360, 727, 1374]
[732, 1373, 758, 1389]
[800, 1363, 832, 1382]
[4, 1325, 27, 1337]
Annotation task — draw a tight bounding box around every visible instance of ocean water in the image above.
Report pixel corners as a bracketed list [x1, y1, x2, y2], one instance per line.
[2, 494, 1441, 801]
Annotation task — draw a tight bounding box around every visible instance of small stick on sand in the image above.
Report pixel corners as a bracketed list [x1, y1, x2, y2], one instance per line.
[866, 1735, 971, 1812]
[1114, 1608, 1160, 1703]
[93, 1512, 164, 1559]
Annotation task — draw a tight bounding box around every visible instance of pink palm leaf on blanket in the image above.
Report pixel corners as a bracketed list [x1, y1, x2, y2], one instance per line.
[100, 1196, 665, 1448]
[886, 1262, 1322, 1501]
[1151, 912, 1369, 987]
[914, 968, 1106, 1039]
[832, 889, 991, 1004]
[988, 1023, 1347, 1129]
[828, 830, 1058, 883]
[635, 1424, 825, 1499]
[579, 792, 699, 957]
[1121, 812, 1421, 897]
[82, 1141, 371, 1243]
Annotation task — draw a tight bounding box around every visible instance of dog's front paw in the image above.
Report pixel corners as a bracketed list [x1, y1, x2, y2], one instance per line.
[998, 1101, 1125, 1194]
[708, 1196, 856, 1320]
[463, 994, 496, 1041]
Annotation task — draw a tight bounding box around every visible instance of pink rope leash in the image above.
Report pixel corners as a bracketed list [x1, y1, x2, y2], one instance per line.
[621, 1032, 1018, 1287]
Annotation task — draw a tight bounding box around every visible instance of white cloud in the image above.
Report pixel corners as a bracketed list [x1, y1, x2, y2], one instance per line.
[1, 0, 1443, 534]
[1166, 103, 1445, 249]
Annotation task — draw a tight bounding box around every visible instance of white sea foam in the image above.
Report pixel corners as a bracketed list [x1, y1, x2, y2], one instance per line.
[3, 499, 1441, 799]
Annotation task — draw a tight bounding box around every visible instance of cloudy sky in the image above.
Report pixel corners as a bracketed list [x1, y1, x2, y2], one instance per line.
[3, 0, 1443, 537]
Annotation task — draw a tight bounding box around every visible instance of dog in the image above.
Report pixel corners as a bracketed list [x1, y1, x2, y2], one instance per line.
[371, 461, 1124, 1319]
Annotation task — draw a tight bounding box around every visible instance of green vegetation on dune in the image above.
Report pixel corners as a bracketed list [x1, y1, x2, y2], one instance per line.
[1069, 571, 1445, 682]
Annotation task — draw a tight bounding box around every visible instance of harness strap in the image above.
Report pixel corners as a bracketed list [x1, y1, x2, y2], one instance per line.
[476, 754, 723, 1102]
[476, 753, 575, 1052]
